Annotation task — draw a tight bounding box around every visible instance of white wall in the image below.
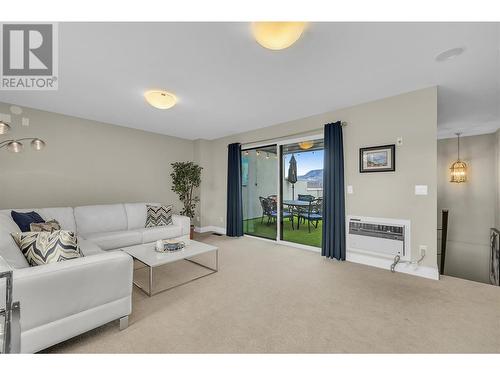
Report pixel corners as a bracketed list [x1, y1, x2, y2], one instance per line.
[282, 180, 323, 201]
[437, 133, 498, 283]
[0, 102, 194, 211]
[496, 129, 500, 229]
[198, 87, 438, 269]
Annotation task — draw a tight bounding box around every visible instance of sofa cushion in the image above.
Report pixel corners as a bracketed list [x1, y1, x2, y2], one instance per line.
[0, 213, 29, 268]
[140, 225, 182, 243]
[74, 204, 128, 235]
[124, 202, 160, 230]
[77, 237, 104, 256]
[11, 210, 45, 232]
[11, 230, 83, 267]
[145, 204, 173, 228]
[83, 229, 142, 250]
[0, 207, 77, 232]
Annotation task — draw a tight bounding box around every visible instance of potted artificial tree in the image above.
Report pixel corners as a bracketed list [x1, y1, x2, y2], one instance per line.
[170, 161, 203, 239]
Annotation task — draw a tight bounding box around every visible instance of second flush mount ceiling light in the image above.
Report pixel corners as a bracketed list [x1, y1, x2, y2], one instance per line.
[252, 22, 307, 50]
[144, 90, 177, 109]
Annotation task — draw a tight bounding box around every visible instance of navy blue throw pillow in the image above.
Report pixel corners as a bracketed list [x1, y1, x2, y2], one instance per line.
[11, 211, 45, 232]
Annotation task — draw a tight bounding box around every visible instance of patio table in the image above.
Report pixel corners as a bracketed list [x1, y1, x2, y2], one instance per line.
[282, 200, 312, 208]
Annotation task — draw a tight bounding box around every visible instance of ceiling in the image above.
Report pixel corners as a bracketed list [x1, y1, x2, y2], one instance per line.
[0, 22, 498, 140]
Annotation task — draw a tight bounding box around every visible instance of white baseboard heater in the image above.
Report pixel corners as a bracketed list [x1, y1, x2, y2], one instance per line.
[347, 216, 411, 261]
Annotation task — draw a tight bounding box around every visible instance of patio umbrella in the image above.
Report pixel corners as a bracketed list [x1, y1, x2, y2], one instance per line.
[287, 154, 298, 200]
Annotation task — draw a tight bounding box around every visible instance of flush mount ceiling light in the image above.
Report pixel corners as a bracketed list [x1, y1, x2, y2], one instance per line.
[144, 90, 177, 109]
[435, 47, 465, 62]
[252, 22, 306, 50]
[0, 120, 11, 135]
[298, 140, 314, 150]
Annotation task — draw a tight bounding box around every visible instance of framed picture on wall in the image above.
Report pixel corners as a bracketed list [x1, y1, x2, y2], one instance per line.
[359, 144, 396, 173]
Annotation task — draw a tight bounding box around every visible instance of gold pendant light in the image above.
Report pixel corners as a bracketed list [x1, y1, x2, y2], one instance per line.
[450, 133, 467, 183]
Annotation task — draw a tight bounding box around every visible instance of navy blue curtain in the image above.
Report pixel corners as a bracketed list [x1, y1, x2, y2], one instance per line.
[226, 143, 243, 237]
[321, 121, 346, 260]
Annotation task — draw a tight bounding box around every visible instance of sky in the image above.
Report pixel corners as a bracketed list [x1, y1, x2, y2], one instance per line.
[284, 150, 324, 176]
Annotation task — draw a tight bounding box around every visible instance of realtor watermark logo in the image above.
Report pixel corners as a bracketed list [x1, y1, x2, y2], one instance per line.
[0, 23, 58, 90]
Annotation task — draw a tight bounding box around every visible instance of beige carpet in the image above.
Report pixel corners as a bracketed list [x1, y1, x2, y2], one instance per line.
[44, 234, 500, 353]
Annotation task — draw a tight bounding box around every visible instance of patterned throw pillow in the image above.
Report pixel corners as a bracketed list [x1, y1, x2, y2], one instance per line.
[11, 230, 83, 267]
[145, 204, 173, 228]
[30, 219, 61, 232]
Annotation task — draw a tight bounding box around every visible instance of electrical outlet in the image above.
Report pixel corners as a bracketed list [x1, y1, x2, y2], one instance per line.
[347, 185, 354, 194]
[419, 245, 427, 256]
[22, 117, 30, 127]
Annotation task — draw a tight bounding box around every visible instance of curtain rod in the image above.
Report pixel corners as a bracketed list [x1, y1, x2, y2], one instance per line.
[239, 121, 347, 148]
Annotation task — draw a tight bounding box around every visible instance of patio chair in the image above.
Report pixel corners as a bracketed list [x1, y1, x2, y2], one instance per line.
[296, 194, 315, 225]
[297, 197, 323, 233]
[259, 196, 275, 224]
[259, 196, 294, 229]
[298, 194, 315, 202]
[267, 194, 277, 201]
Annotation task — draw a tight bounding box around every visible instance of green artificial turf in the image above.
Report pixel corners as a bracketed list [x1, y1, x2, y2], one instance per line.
[243, 216, 322, 248]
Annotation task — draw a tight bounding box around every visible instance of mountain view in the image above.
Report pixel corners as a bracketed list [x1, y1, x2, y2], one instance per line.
[298, 169, 323, 181]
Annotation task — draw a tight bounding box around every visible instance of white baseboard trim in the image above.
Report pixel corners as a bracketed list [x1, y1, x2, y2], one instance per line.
[194, 226, 226, 235]
[346, 251, 439, 280]
[192, 228, 439, 280]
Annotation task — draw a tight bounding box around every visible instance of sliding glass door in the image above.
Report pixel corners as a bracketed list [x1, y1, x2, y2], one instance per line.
[280, 139, 324, 247]
[241, 137, 324, 250]
[241, 145, 278, 240]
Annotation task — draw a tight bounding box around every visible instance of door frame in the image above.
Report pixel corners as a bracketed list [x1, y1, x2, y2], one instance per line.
[240, 144, 278, 241]
[241, 133, 324, 252]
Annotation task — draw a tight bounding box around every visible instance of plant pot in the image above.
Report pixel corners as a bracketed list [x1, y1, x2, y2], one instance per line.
[190, 224, 195, 239]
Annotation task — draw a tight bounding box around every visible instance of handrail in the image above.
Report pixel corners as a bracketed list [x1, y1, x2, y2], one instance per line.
[490, 228, 500, 286]
[0, 256, 20, 354]
[439, 209, 449, 275]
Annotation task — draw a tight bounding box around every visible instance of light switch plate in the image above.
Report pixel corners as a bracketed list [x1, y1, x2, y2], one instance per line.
[347, 185, 354, 194]
[396, 137, 403, 146]
[0, 113, 11, 123]
[415, 185, 428, 195]
[22, 117, 30, 127]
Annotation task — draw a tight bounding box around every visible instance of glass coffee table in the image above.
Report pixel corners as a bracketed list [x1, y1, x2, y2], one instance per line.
[121, 240, 218, 297]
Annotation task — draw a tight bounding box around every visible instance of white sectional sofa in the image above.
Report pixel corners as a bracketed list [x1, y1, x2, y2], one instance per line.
[0, 202, 190, 353]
